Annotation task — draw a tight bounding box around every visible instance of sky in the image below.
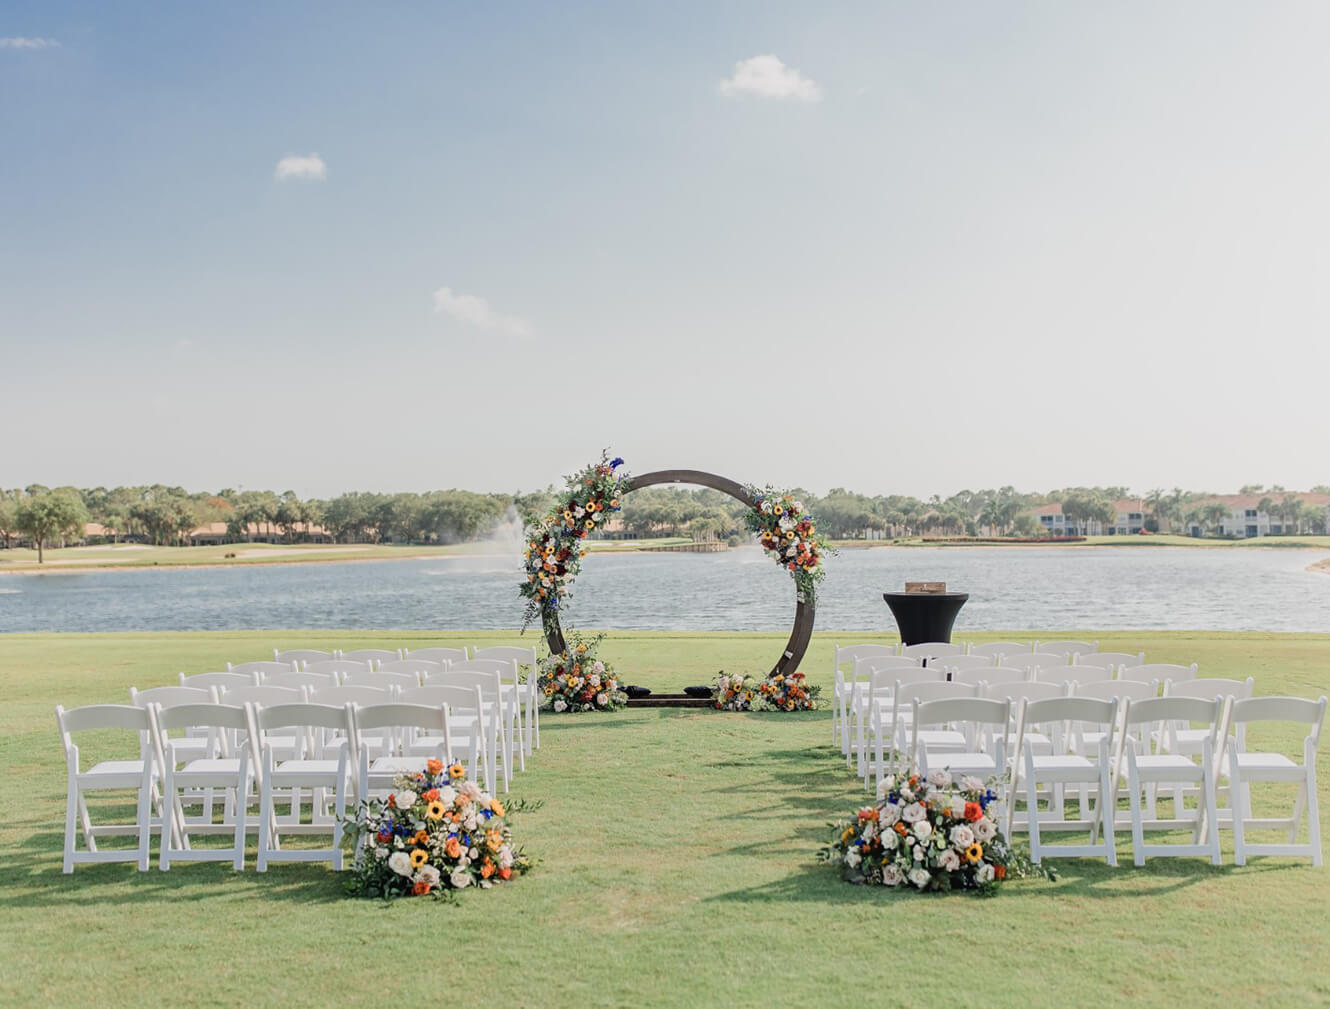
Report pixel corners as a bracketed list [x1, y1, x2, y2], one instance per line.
[3, 1, 1329, 500]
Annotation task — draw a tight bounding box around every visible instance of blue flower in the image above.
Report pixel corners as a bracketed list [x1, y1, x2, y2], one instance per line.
[610, 457, 624, 469]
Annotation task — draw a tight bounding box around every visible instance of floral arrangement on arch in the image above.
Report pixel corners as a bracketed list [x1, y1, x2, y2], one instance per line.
[712, 671, 821, 712]
[520, 451, 626, 635]
[346, 761, 530, 899]
[537, 634, 628, 713]
[819, 770, 1047, 895]
[743, 488, 831, 602]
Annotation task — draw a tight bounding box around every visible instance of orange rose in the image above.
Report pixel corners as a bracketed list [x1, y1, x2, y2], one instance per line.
[964, 802, 983, 822]
[444, 836, 462, 859]
[411, 879, 431, 896]
[995, 865, 1006, 880]
[498, 867, 512, 881]
[425, 758, 443, 776]
[422, 788, 440, 803]
[481, 860, 495, 879]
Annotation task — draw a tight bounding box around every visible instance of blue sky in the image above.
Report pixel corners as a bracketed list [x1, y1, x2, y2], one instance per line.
[4, 2, 1328, 497]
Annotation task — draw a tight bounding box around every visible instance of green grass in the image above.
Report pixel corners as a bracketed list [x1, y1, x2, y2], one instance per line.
[4, 630, 1330, 1008]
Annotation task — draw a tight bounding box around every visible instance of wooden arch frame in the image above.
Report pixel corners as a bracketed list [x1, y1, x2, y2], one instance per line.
[543, 469, 816, 676]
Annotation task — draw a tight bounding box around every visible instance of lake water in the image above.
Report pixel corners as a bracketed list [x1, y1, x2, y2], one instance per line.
[1, 546, 1329, 635]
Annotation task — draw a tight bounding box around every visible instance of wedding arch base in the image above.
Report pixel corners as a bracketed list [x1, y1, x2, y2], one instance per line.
[541, 469, 816, 678]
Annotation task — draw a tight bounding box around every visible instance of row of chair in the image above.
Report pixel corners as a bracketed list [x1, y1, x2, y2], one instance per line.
[56, 698, 475, 873]
[896, 690, 1326, 867]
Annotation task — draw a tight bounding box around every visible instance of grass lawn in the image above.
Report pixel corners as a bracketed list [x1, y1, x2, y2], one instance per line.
[3, 629, 1329, 1008]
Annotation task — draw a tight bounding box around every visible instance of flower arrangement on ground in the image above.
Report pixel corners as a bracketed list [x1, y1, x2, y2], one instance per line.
[537, 634, 628, 713]
[346, 760, 531, 899]
[520, 451, 626, 635]
[743, 487, 831, 602]
[819, 769, 1048, 895]
[712, 671, 821, 711]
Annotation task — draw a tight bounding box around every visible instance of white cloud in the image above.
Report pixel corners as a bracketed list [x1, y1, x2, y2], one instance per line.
[432, 286, 531, 337]
[719, 54, 821, 102]
[0, 37, 60, 49]
[274, 154, 327, 182]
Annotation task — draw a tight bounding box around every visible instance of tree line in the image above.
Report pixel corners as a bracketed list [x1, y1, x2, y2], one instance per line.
[2, 481, 1327, 563]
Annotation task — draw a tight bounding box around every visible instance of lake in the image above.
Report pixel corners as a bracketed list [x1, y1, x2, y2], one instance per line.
[2, 546, 1329, 635]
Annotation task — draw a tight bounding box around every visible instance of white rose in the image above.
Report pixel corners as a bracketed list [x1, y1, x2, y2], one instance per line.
[461, 781, 481, 799]
[962, 776, 985, 793]
[882, 830, 899, 851]
[464, 815, 478, 831]
[927, 769, 952, 789]
[974, 817, 997, 842]
[950, 796, 967, 818]
[881, 864, 904, 886]
[938, 848, 961, 872]
[394, 789, 418, 810]
[845, 850, 862, 868]
[387, 851, 413, 877]
[879, 803, 901, 827]
[976, 863, 996, 883]
[374, 846, 388, 860]
[439, 786, 457, 806]
[862, 822, 878, 841]
[498, 848, 514, 869]
[900, 802, 926, 824]
[949, 825, 975, 849]
[553, 698, 567, 712]
[414, 864, 441, 888]
[719, 675, 730, 690]
[589, 674, 601, 688]
[913, 820, 932, 841]
[908, 867, 932, 889]
[450, 867, 472, 889]
[596, 692, 608, 706]
[592, 661, 604, 675]
[912, 844, 925, 861]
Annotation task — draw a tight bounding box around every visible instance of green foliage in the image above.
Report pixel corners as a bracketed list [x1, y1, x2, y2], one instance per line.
[15, 490, 88, 562]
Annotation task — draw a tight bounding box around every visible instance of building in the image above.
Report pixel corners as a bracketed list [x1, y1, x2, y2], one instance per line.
[1110, 499, 1147, 536]
[1029, 502, 1104, 537]
[1184, 493, 1330, 538]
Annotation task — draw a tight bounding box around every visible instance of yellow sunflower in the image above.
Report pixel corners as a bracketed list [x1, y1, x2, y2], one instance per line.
[965, 843, 984, 864]
[426, 801, 445, 820]
[449, 763, 465, 779]
[410, 848, 429, 868]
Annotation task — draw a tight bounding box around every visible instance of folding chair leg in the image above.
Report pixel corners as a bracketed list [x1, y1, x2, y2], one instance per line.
[1231, 766, 1246, 866]
[1307, 771, 1323, 868]
[1129, 764, 1146, 867]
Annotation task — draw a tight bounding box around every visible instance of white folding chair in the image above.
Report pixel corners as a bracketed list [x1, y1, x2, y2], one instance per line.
[179, 670, 258, 690]
[338, 649, 400, 665]
[377, 659, 445, 679]
[473, 645, 540, 754]
[846, 655, 921, 769]
[1034, 639, 1098, 657]
[398, 684, 487, 789]
[937, 654, 993, 675]
[1116, 696, 1224, 866]
[340, 670, 422, 691]
[302, 659, 374, 679]
[955, 665, 1027, 687]
[1013, 696, 1118, 865]
[899, 641, 966, 663]
[402, 646, 469, 665]
[1226, 696, 1326, 866]
[309, 684, 398, 761]
[263, 671, 338, 691]
[253, 702, 355, 871]
[912, 696, 1011, 801]
[1073, 650, 1144, 671]
[274, 649, 335, 665]
[832, 644, 898, 751]
[967, 641, 1034, 660]
[997, 653, 1070, 675]
[353, 702, 458, 808]
[55, 704, 157, 873]
[154, 702, 253, 871]
[1122, 663, 1198, 687]
[871, 678, 971, 786]
[443, 661, 522, 778]
[227, 660, 297, 677]
[1034, 664, 1115, 688]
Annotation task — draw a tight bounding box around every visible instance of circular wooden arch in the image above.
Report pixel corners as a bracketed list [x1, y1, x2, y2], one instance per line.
[543, 468, 816, 676]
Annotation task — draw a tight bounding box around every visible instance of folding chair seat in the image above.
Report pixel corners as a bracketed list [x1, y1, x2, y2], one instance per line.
[1116, 696, 1224, 866]
[936, 654, 993, 675]
[832, 644, 900, 753]
[309, 685, 397, 760]
[55, 704, 158, 872]
[473, 645, 540, 754]
[1013, 696, 1118, 864]
[155, 703, 253, 871]
[131, 685, 217, 762]
[1070, 679, 1159, 757]
[180, 670, 259, 690]
[867, 676, 965, 787]
[1224, 696, 1326, 866]
[376, 659, 445, 679]
[1122, 663, 1198, 688]
[274, 649, 336, 665]
[997, 653, 1070, 675]
[219, 685, 305, 764]
[253, 702, 356, 871]
[340, 670, 421, 691]
[227, 660, 297, 677]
